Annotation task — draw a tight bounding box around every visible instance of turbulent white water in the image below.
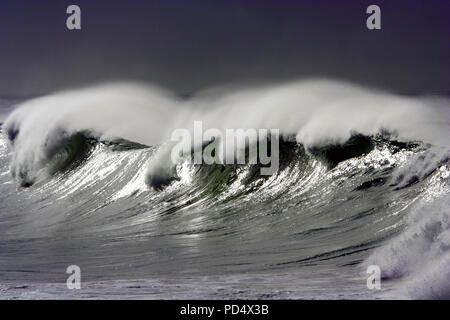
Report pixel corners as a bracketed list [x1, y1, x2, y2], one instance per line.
[0, 79, 449, 299]
[4, 80, 449, 185]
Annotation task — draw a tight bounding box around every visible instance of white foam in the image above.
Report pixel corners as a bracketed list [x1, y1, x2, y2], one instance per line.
[3, 79, 449, 185]
[365, 195, 450, 299]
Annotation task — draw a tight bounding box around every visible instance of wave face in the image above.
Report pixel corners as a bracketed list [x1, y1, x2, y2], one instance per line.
[0, 80, 449, 299]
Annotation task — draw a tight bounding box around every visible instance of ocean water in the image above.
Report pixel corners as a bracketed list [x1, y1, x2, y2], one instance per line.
[0, 80, 449, 299]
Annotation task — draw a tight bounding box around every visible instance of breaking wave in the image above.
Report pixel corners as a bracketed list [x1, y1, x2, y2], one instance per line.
[0, 79, 449, 299]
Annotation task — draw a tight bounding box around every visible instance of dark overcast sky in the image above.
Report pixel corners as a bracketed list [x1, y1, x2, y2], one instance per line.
[0, 0, 448, 96]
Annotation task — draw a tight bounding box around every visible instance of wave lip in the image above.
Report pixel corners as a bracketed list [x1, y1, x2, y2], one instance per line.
[3, 79, 449, 188]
